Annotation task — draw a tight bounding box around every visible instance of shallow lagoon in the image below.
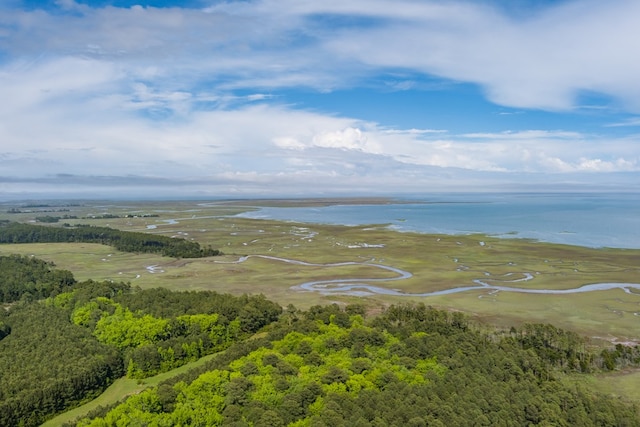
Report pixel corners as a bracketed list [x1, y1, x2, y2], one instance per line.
[237, 192, 640, 249]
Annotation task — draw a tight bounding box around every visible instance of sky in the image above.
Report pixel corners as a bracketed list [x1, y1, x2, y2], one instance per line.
[1, 0, 639, 199]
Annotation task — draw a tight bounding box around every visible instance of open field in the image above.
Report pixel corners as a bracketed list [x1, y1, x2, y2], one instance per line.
[592, 369, 640, 402]
[561, 368, 640, 410]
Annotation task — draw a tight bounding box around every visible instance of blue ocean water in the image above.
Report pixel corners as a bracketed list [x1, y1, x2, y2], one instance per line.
[236, 193, 640, 249]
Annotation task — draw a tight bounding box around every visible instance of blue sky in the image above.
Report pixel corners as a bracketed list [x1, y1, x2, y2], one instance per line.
[1, 0, 639, 199]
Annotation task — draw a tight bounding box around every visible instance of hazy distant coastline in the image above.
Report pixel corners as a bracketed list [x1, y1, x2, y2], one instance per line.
[235, 193, 640, 249]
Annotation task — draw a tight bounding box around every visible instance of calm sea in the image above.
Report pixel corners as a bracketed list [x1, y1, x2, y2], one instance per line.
[235, 193, 640, 249]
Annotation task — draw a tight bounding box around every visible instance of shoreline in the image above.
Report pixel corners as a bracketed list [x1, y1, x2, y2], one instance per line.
[232, 198, 640, 250]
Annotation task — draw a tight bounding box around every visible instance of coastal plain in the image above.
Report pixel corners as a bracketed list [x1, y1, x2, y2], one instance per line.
[3, 198, 640, 414]
[1, 199, 638, 345]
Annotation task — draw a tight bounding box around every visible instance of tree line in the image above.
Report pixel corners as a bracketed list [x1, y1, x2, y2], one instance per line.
[0, 221, 220, 258]
[0, 254, 76, 303]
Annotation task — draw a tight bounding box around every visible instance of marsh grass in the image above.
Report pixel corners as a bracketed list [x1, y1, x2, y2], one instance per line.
[1, 200, 638, 341]
[559, 369, 640, 416]
[592, 369, 640, 402]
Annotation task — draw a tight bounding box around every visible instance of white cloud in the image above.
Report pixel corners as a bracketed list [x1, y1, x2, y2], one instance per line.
[0, 57, 120, 116]
[1, 0, 639, 110]
[606, 117, 640, 127]
[318, 0, 640, 110]
[311, 127, 379, 152]
[461, 130, 582, 140]
[576, 157, 637, 172]
[1, 77, 638, 183]
[1, 1, 640, 197]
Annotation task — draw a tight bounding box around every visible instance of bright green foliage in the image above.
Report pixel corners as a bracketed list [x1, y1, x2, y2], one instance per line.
[78, 304, 640, 427]
[0, 257, 283, 426]
[176, 313, 226, 345]
[78, 312, 448, 426]
[77, 373, 230, 427]
[77, 390, 173, 427]
[47, 291, 74, 310]
[170, 371, 229, 426]
[71, 301, 103, 327]
[65, 288, 282, 379]
[94, 304, 170, 349]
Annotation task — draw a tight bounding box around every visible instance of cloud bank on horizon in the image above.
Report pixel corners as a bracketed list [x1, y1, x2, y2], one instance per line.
[1, 0, 639, 199]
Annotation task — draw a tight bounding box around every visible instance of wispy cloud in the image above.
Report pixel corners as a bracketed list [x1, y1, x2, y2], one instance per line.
[606, 117, 640, 127]
[3, 0, 640, 108]
[1, 0, 639, 198]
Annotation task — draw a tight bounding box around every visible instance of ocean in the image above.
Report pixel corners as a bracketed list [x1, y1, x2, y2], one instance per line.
[235, 193, 640, 249]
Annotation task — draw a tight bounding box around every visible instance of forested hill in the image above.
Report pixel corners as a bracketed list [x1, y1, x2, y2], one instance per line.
[0, 221, 220, 258]
[1, 254, 639, 426]
[74, 303, 640, 427]
[0, 276, 283, 427]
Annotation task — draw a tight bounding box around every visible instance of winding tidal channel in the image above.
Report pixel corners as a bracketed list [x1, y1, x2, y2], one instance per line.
[215, 255, 640, 297]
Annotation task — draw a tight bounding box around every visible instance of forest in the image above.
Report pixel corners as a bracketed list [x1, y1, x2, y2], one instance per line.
[0, 254, 76, 303]
[0, 254, 639, 426]
[73, 304, 640, 427]
[0, 257, 282, 426]
[0, 221, 220, 258]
